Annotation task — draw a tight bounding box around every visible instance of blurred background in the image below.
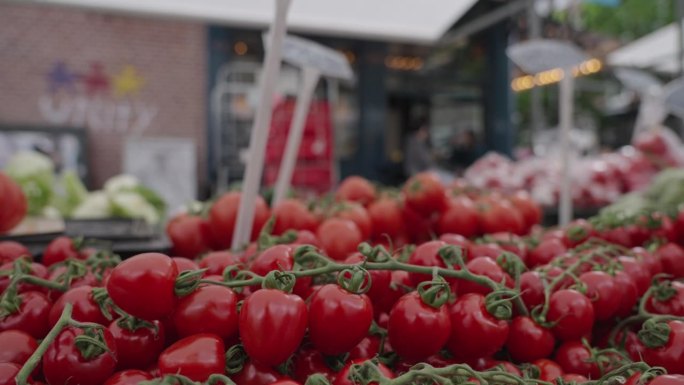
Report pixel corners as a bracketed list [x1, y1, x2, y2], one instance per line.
[1, 0, 683, 214]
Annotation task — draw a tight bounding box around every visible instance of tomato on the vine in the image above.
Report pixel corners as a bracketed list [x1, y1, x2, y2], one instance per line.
[158, 333, 225, 382]
[348, 336, 381, 361]
[43, 236, 83, 266]
[388, 291, 451, 360]
[230, 361, 283, 385]
[172, 284, 239, 341]
[43, 327, 118, 385]
[0, 330, 37, 366]
[519, 271, 545, 310]
[197, 250, 241, 276]
[367, 197, 405, 241]
[0, 241, 30, 264]
[446, 293, 509, 360]
[108, 319, 165, 370]
[0, 362, 31, 385]
[402, 172, 447, 216]
[292, 349, 335, 383]
[554, 341, 600, 379]
[308, 284, 373, 355]
[208, 191, 270, 248]
[506, 316, 555, 363]
[533, 358, 564, 382]
[406, 240, 450, 287]
[335, 202, 373, 240]
[579, 271, 621, 321]
[317, 218, 363, 261]
[103, 370, 154, 385]
[437, 196, 480, 238]
[272, 199, 318, 235]
[641, 320, 684, 374]
[106, 252, 178, 321]
[657, 243, 684, 278]
[166, 214, 213, 258]
[48, 286, 108, 328]
[456, 256, 513, 295]
[528, 238, 567, 268]
[0, 291, 51, 339]
[333, 359, 395, 385]
[547, 289, 594, 341]
[335, 176, 376, 207]
[239, 288, 307, 366]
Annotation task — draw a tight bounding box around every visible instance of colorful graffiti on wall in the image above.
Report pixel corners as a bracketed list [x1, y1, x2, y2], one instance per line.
[39, 61, 158, 134]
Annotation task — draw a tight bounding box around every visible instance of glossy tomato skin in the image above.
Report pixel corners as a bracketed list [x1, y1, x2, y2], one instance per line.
[657, 243, 684, 278]
[506, 316, 555, 363]
[198, 250, 241, 276]
[447, 293, 509, 360]
[43, 327, 117, 385]
[647, 281, 684, 316]
[336, 202, 373, 240]
[344, 253, 391, 312]
[166, 214, 212, 259]
[388, 292, 451, 360]
[0, 330, 37, 366]
[619, 256, 652, 296]
[348, 336, 381, 361]
[108, 320, 165, 370]
[209, 192, 270, 248]
[613, 271, 639, 318]
[547, 289, 594, 341]
[509, 191, 542, 231]
[240, 289, 308, 366]
[528, 238, 567, 268]
[650, 375, 684, 385]
[43, 236, 81, 267]
[456, 257, 513, 295]
[533, 359, 564, 382]
[48, 286, 108, 328]
[103, 370, 154, 385]
[437, 197, 480, 238]
[477, 200, 525, 236]
[579, 271, 620, 321]
[272, 199, 318, 234]
[317, 218, 363, 261]
[402, 172, 447, 216]
[642, 320, 684, 374]
[336, 176, 376, 206]
[158, 334, 225, 381]
[0, 262, 48, 295]
[334, 359, 394, 385]
[172, 257, 200, 272]
[308, 284, 373, 355]
[106, 252, 178, 321]
[407, 240, 449, 286]
[0, 291, 51, 339]
[230, 361, 283, 385]
[0, 241, 30, 264]
[554, 341, 601, 379]
[519, 271, 545, 310]
[0, 362, 30, 385]
[249, 245, 311, 297]
[562, 374, 589, 384]
[367, 198, 404, 240]
[172, 284, 238, 341]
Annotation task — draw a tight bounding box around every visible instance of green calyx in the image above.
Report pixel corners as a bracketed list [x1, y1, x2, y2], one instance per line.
[74, 327, 112, 360]
[337, 265, 372, 294]
[417, 277, 450, 309]
[638, 320, 671, 349]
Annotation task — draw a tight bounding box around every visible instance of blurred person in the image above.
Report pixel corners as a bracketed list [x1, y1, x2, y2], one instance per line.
[450, 129, 484, 173]
[404, 117, 435, 177]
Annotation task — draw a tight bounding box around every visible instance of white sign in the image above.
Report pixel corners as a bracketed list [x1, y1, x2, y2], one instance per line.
[507, 39, 587, 74]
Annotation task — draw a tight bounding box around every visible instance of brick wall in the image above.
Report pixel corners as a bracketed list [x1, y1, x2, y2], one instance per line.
[0, 3, 207, 190]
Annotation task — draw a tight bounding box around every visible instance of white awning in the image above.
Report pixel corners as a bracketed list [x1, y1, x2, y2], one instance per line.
[607, 21, 683, 74]
[22, 0, 478, 44]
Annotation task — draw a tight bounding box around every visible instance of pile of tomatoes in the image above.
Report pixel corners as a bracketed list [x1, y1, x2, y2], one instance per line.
[2, 172, 684, 385]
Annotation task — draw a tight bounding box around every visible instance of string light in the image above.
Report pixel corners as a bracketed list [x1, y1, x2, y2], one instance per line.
[234, 41, 248, 56]
[385, 55, 424, 71]
[511, 58, 603, 92]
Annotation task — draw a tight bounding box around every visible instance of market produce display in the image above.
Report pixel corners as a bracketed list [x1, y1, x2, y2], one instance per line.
[3, 151, 165, 225]
[464, 128, 684, 209]
[1, 172, 684, 385]
[0, 171, 28, 235]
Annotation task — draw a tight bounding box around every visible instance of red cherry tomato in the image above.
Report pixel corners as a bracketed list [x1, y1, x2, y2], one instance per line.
[562, 220, 594, 247]
[240, 289, 307, 366]
[456, 257, 513, 295]
[533, 359, 564, 382]
[633, 247, 663, 277]
[509, 191, 542, 231]
[613, 270, 639, 318]
[447, 293, 509, 360]
[103, 370, 154, 385]
[406, 240, 450, 287]
[292, 349, 334, 383]
[519, 271, 545, 310]
[437, 196, 480, 238]
[562, 374, 589, 384]
[249, 245, 311, 297]
[657, 243, 684, 278]
[478, 200, 525, 236]
[173, 284, 238, 341]
[198, 250, 241, 276]
[0, 330, 37, 366]
[547, 289, 594, 341]
[579, 271, 620, 321]
[619, 256, 652, 296]
[0, 262, 48, 295]
[333, 359, 394, 385]
[388, 291, 451, 360]
[647, 281, 684, 316]
[528, 238, 567, 268]
[506, 316, 555, 363]
[106, 253, 178, 321]
[367, 197, 404, 240]
[650, 375, 684, 385]
[208, 192, 269, 248]
[0, 291, 51, 339]
[641, 320, 684, 374]
[271, 381, 301, 385]
[272, 199, 318, 234]
[0, 362, 31, 385]
[554, 341, 600, 379]
[230, 361, 283, 385]
[172, 257, 200, 273]
[43, 327, 117, 385]
[335, 176, 376, 206]
[317, 218, 363, 261]
[308, 284, 373, 355]
[0, 173, 27, 235]
[158, 334, 225, 382]
[344, 253, 391, 313]
[0, 241, 30, 264]
[48, 286, 107, 328]
[348, 336, 381, 361]
[402, 172, 447, 216]
[335, 202, 373, 240]
[166, 214, 212, 258]
[43, 236, 81, 267]
[108, 319, 165, 370]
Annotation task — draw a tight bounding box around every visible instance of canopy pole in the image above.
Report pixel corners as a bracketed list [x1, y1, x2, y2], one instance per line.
[558, 68, 574, 226]
[232, 0, 292, 251]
